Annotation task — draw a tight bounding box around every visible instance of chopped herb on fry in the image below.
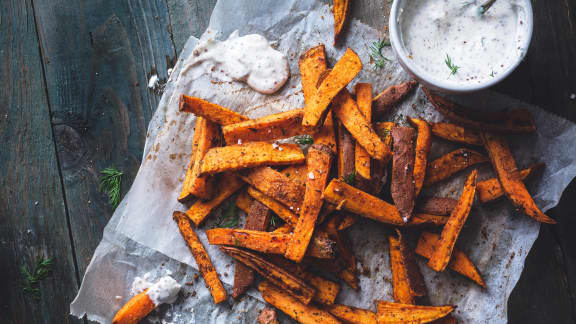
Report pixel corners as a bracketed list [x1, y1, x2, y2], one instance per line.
[295, 135, 314, 145]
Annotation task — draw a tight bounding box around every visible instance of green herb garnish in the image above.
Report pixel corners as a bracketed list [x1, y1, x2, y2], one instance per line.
[479, 0, 497, 15]
[100, 167, 124, 208]
[490, 70, 495, 78]
[21, 256, 53, 299]
[295, 135, 314, 145]
[445, 54, 460, 77]
[343, 171, 356, 185]
[369, 39, 391, 70]
[270, 214, 282, 227]
[214, 202, 239, 228]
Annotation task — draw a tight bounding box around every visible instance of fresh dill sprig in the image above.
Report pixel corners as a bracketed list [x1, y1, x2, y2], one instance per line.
[490, 70, 495, 77]
[214, 202, 239, 228]
[343, 171, 356, 185]
[270, 214, 282, 227]
[100, 167, 124, 208]
[445, 54, 460, 77]
[295, 135, 314, 145]
[369, 39, 391, 70]
[21, 256, 53, 299]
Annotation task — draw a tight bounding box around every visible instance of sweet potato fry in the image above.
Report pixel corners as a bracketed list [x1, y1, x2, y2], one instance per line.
[112, 290, 156, 324]
[428, 170, 478, 272]
[408, 118, 432, 196]
[173, 212, 227, 304]
[423, 88, 536, 134]
[241, 167, 305, 209]
[235, 190, 254, 214]
[332, 89, 390, 161]
[299, 45, 327, 105]
[337, 122, 356, 179]
[222, 109, 306, 144]
[481, 133, 555, 223]
[333, 0, 349, 44]
[247, 187, 299, 226]
[416, 197, 458, 216]
[207, 228, 336, 258]
[337, 268, 359, 290]
[424, 148, 487, 186]
[258, 281, 342, 324]
[200, 142, 305, 175]
[302, 48, 362, 130]
[185, 174, 244, 226]
[416, 232, 485, 287]
[286, 145, 334, 262]
[324, 304, 377, 324]
[178, 119, 205, 203]
[477, 163, 544, 203]
[178, 117, 218, 201]
[322, 179, 405, 225]
[391, 126, 416, 222]
[404, 213, 448, 227]
[281, 164, 309, 187]
[389, 230, 427, 304]
[376, 301, 454, 324]
[272, 223, 293, 234]
[232, 200, 271, 298]
[354, 83, 373, 180]
[179, 94, 249, 125]
[430, 122, 483, 146]
[222, 246, 316, 304]
[372, 81, 418, 117]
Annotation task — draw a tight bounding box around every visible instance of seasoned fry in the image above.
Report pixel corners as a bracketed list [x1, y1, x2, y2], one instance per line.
[179, 94, 249, 125]
[389, 230, 427, 305]
[416, 232, 485, 287]
[302, 48, 362, 130]
[222, 246, 316, 304]
[430, 122, 483, 146]
[272, 223, 294, 234]
[481, 133, 555, 223]
[178, 119, 205, 203]
[372, 81, 418, 117]
[333, 89, 390, 161]
[112, 290, 156, 324]
[337, 268, 359, 290]
[200, 142, 305, 175]
[376, 301, 454, 324]
[408, 118, 432, 196]
[428, 170, 478, 272]
[286, 145, 334, 262]
[424, 148, 487, 186]
[323, 179, 405, 225]
[206, 228, 336, 258]
[281, 164, 309, 187]
[391, 126, 416, 222]
[235, 190, 254, 214]
[333, 0, 350, 44]
[173, 212, 227, 304]
[232, 200, 271, 298]
[405, 213, 449, 227]
[222, 109, 306, 144]
[258, 307, 279, 324]
[423, 88, 536, 134]
[374, 122, 395, 146]
[299, 45, 327, 106]
[354, 83, 373, 180]
[337, 122, 356, 179]
[247, 187, 299, 226]
[416, 197, 458, 216]
[477, 163, 544, 203]
[258, 281, 342, 324]
[324, 304, 377, 324]
[179, 117, 218, 200]
[241, 167, 305, 209]
[185, 174, 244, 226]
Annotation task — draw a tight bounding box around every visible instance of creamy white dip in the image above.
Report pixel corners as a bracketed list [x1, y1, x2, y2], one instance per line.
[131, 275, 181, 306]
[182, 30, 290, 94]
[399, 0, 528, 86]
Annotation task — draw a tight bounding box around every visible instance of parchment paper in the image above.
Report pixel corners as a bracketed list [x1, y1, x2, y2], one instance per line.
[71, 0, 576, 323]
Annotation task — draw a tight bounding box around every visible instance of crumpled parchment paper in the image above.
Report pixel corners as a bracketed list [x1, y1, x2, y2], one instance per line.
[70, 0, 576, 323]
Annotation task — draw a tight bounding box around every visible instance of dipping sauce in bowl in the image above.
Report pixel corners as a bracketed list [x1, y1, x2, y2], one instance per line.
[390, 0, 532, 92]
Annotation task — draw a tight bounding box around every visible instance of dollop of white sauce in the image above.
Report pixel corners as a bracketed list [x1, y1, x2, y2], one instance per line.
[130, 275, 181, 306]
[400, 0, 528, 85]
[182, 30, 290, 94]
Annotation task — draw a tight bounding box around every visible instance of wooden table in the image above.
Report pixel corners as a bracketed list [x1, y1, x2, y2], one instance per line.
[1, 1, 575, 323]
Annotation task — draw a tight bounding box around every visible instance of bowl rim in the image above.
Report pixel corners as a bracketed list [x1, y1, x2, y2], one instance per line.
[389, 0, 534, 93]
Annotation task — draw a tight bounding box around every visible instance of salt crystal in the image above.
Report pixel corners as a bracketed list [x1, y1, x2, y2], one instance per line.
[308, 171, 315, 179]
[148, 75, 159, 89]
[272, 143, 279, 149]
[237, 139, 243, 145]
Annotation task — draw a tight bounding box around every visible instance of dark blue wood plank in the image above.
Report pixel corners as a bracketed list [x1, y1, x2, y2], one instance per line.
[166, 0, 217, 53]
[32, 0, 177, 276]
[0, 0, 82, 323]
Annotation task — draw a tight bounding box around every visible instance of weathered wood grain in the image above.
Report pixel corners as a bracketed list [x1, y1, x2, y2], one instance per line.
[167, 0, 217, 53]
[32, 0, 177, 275]
[0, 1, 82, 323]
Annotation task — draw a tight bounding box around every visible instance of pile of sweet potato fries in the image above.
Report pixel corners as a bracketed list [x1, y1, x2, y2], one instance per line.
[114, 42, 552, 324]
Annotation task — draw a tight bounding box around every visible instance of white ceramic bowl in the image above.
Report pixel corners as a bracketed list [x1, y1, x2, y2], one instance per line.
[389, 0, 533, 93]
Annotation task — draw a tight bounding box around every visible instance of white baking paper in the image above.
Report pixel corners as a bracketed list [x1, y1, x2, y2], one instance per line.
[71, 0, 576, 323]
